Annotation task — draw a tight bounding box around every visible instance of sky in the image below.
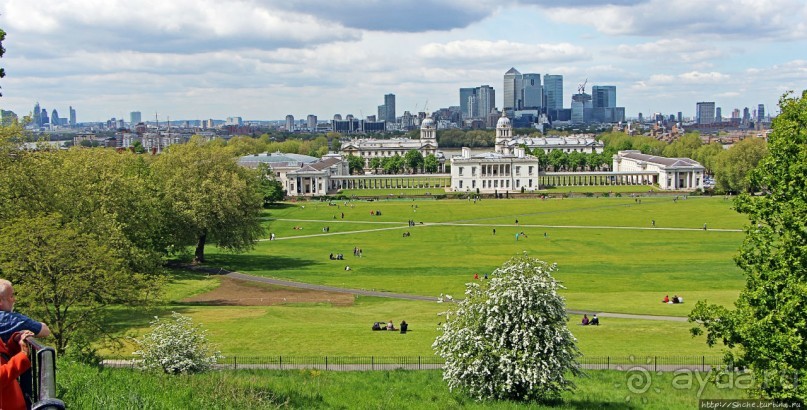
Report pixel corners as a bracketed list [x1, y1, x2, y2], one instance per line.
[1, 0, 806, 123]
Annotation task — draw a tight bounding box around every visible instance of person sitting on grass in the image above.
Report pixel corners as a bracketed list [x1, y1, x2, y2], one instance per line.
[590, 314, 599, 326]
[662, 295, 670, 303]
[386, 320, 395, 331]
[581, 314, 589, 326]
[400, 320, 408, 334]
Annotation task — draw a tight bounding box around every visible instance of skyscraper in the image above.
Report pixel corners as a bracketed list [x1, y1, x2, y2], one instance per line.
[522, 73, 543, 111]
[41, 109, 49, 126]
[716, 107, 722, 122]
[503, 67, 522, 114]
[285, 115, 295, 131]
[69, 106, 76, 126]
[696, 102, 716, 125]
[307, 115, 317, 130]
[384, 94, 396, 123]
[543, 75, 563, 111]
[758, 104, 765, 121]
[460, 88, 475, 119]
[130, 111, 142, 125]
[592, 86, 616, 109]
[33, 102, 41, 127]
[459, 85, 495, 119]
[51, 109, 60, 126]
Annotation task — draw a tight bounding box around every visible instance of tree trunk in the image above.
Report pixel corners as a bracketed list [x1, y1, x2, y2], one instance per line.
[194, 232, 207, 264]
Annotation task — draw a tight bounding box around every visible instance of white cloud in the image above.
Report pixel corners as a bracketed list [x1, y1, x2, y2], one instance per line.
[544, 0, 807, 40]
[418, 40, 589, 65]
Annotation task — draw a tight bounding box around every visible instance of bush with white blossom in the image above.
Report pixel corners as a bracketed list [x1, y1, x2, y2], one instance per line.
[432, 254, 581, 401]
[133, 312, 222, 374]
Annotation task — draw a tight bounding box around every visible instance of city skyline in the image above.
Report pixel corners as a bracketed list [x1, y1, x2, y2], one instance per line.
[1, 0, 805, 122]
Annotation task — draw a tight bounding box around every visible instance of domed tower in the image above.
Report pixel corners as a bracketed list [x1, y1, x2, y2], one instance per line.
[495, 112, 512, 154]
[420, 115, 437, 148]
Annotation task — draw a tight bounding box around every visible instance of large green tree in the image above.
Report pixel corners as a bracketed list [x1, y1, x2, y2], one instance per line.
[689, 90, 807, 400]
[347, 154, 364, 174]
[423, 154, 439, 173]
[151, 138, 265, 263]
[0, 214, 151, 354]
[713, 137, 768, 193]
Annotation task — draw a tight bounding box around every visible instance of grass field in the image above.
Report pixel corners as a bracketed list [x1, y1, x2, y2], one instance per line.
[101, 195, 749, 359]
[60, 363, 748, 409]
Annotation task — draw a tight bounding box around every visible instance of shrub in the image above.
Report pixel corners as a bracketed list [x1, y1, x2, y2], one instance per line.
[133, 312, 222, 374]
[433, 254, 581, 401]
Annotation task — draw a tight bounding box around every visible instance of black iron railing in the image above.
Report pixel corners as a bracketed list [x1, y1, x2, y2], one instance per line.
[102, 355, 725, 372]
[25, 338, 65, 410]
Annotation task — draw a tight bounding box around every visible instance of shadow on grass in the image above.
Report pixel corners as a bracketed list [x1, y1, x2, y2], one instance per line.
[103, 305, 195, 335]
[201, 254, 320, 274]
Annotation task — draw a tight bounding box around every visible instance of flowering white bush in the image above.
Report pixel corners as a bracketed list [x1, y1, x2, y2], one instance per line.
[433, 254, 581, 401]
[133, 312, 222, 374]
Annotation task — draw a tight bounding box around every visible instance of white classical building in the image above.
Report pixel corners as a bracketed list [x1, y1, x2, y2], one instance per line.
[339, 117, 444, 171]
[612, 150, 705, 191]
[504, 135, 604, 155]
[238, 152, 350, 197]
[451, 114, 541, 193]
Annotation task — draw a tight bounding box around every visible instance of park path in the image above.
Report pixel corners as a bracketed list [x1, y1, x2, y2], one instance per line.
[186, 265, 688, 322]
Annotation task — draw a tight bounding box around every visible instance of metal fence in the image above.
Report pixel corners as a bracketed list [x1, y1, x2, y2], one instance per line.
[102, 355, 726, 372]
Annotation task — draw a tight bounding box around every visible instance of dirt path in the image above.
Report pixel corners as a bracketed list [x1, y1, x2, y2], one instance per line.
[184, 264, 688, 322]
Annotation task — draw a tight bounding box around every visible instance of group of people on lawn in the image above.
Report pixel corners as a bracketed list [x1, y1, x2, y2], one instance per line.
[581, 314, 600, 326]
[662, 295, 684, 304]
[372, 320, 408, 334]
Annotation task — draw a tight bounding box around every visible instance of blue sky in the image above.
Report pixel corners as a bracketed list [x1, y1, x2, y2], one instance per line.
[1, 0, 805, 122]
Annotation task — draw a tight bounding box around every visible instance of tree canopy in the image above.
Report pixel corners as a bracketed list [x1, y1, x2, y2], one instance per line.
[151, 137, 265, 263]
[713, 137, 768, 193]
[689, 90, 807, 400]
[433, 254, 580, 401]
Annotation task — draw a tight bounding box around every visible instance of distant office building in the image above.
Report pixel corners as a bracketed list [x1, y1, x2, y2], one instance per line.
[384, 94, 395, 123]
[758, 104, 765, 121]
[522, 73, 543, 111]
[503, 67, 523, 114]
[51, 109, 60, 127]
[41, 109, 49, 126]
[226, 117, 243, 126]
[333, 114, 342, 121]
[307, 115, 317, 130]
[285, 115, 295, 131]
[460, 85, 495, 120]
[33, 103, 41, 127]
[130, 111, 142, 125]
[592, 86, 616, 109]
[715, 107, 722, 122]
[732, 109, 740, 119]
[742, 107, 751, 124]
[69, 106, 76, 126]
[677, 112, 683, 123]
[696, 102, 716, 125]
[543, 75, 563, 111]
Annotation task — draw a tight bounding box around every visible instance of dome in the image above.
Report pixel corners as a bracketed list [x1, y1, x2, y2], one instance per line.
[421, 117, 435, 129]
[496, 115, 511, 128]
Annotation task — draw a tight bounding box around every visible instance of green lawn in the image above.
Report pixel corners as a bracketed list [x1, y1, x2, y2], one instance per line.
[60, 363, 749, 409]
[105, 196, 746, 358]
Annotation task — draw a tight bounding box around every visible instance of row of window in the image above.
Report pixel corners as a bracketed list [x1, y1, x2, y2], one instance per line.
[457, 166, 535, 177]
[457, 179, 534, 189]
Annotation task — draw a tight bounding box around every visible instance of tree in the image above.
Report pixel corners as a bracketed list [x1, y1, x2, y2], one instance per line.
[423, 154, 439, 173]
[404, 149, 424, 173]
[548, 149, 567, 171]
[0, 214, 153, 354]
[133, 312, 221, 374]
[693, 141, 724, 174]
[689, 91, 807, 400]
[151, 138, 265, 263]
[347, 154, 364, 174]
[369, 157, 382, 174]
[662, 133, 702, 158]
[257, 163, 285, 205]
[433, 254, 581, 401]
[0, 28, 5, 96]
[712, 137, 768, 193]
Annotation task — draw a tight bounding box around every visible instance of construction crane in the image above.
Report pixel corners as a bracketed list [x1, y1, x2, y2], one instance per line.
[577, 78, 588, 95]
